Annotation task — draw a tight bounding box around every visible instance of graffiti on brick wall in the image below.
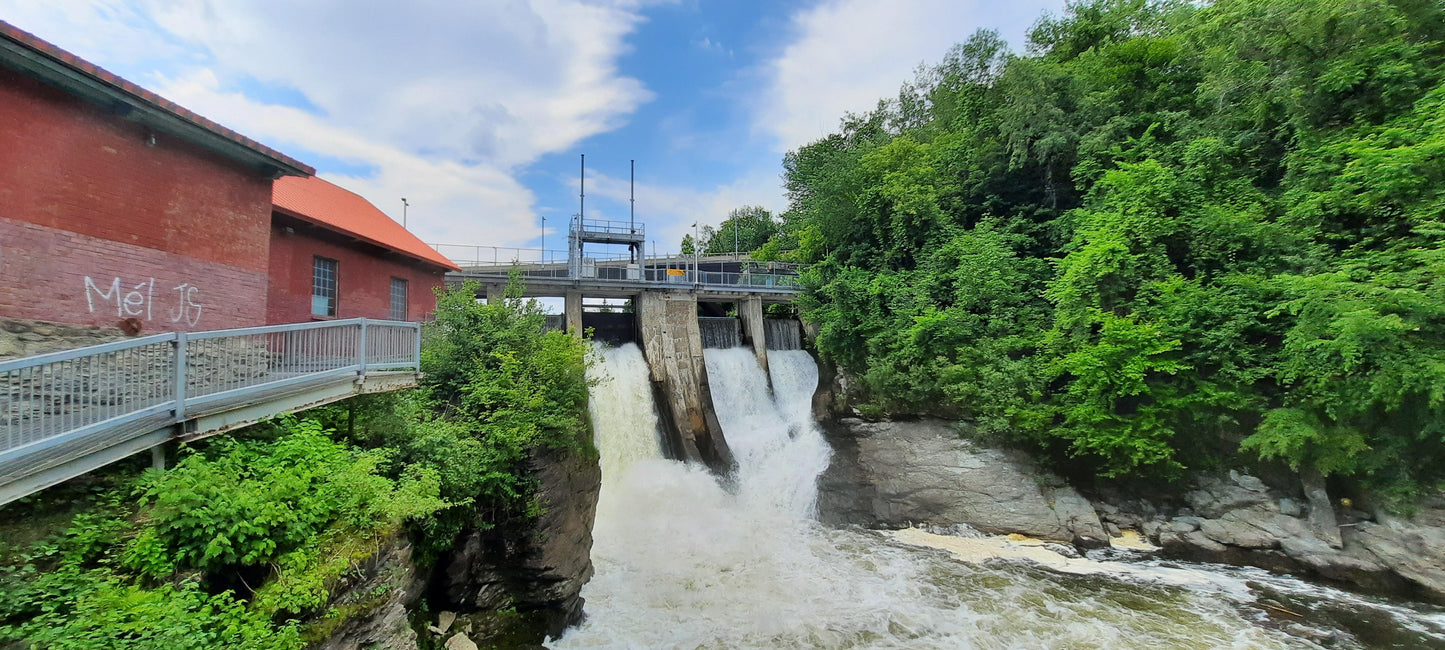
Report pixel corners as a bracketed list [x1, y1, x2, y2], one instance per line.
[84, 276, 204, 327]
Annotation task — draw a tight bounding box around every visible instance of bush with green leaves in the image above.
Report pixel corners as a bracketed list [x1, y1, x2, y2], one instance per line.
[122, 420, 444, 582]
[0, 418, 446, 648]
[376, 278, 593, 557]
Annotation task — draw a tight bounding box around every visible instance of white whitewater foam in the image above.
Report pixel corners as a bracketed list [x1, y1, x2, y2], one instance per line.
[584, 343, 663, 485]
[558, 345, 1307, 649]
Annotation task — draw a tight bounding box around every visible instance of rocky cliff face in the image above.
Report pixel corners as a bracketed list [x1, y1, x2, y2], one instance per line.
[309, 536, 422, 650]
[313, 443, 602, 649]
[818, 417, 1445, 604]
[433, 444, 602, 645]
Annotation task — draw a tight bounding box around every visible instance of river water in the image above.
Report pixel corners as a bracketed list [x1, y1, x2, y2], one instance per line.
[555, 344, 1445, 649]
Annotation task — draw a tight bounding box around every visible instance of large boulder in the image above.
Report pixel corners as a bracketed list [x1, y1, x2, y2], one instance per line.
[1346, 518, 1445, 603]
[1184, 470, 1274, 518]
[818, 419, 1107, 546]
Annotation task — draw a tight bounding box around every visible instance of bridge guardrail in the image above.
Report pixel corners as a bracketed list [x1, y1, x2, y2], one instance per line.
[432, 244, 584, 268]
[454, 265, 802, 291]
[572, 215, 644, 239]
[0, 318, 420, 488]
[646, 268, 802, 288]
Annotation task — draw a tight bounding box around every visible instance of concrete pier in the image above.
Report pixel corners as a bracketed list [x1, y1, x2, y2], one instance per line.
[637, 291, 733, 473]
[738, 295, 768, 376]
[564, 290, 583, 338]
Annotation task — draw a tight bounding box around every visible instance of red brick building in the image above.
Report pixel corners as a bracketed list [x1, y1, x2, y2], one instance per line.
[0, 22, 455, 351]
[268, 176, 459, 324]
[0, 21, 313, 334]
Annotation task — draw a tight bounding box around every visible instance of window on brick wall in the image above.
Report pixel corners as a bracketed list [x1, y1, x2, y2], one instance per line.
[312, 256, 338, 317]
[389, 277, 408, 320]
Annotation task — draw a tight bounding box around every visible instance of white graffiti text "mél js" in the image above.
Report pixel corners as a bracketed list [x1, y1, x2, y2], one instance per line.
[84, 277, 204, 327]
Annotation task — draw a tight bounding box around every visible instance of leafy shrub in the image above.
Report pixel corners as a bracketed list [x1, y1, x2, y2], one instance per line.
[121, 419, 444, 581]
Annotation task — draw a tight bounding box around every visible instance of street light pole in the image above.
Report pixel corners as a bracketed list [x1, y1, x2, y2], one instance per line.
[401, 198, 409, 229]
[541, 215, 547, 264]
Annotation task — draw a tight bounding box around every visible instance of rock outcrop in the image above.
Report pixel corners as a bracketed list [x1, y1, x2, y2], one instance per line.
[818, 418, 1108, 547]
[437, 444, 602, 643]
[311, 535, 422, 650]
[818, 416, 1445, 604]
[1129, 471, 1445, 603]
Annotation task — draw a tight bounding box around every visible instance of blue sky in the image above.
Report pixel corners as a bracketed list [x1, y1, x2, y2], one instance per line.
[1, 0, 1063, 262]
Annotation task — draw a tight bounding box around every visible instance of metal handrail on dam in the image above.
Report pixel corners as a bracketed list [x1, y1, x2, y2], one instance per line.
[0, 318, 421, 505]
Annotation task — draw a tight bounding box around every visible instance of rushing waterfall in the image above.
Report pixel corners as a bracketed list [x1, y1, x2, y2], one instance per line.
[698, 317, 741, 349]
[583, 343, 662, 482]
[764, 318, 802, 350]
[562, 343, 1441, 649]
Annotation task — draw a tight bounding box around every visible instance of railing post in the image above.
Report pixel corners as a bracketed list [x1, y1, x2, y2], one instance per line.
[173, 331, 187, 421]
[413, 322, 422, 372]
[356, 318, 368, 377]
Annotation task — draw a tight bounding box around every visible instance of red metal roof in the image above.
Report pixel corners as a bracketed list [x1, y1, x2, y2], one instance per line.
[273, 175, 461, 272]
[0, 20, 313, 177]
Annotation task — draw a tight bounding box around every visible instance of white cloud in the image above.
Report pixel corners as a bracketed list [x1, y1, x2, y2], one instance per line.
[757, 0, 1062, 152]
[1, 0, 657, 247]
[151, 68, 536, 246]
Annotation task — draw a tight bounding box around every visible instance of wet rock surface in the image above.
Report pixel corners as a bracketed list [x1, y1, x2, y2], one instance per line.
[818, 417, 1445, 604]
[818, 418, 1107, 546]
[1118, 472, 1445, 603]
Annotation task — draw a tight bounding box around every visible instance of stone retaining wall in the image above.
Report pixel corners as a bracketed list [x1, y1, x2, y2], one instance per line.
[0, 317, 128, 362]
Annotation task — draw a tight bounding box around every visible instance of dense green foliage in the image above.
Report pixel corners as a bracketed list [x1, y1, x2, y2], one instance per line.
[357, 278, 595, 559]
[775, 0, 1445, 494]
[0, 278, 594, 647]
[681, 205, 781, 256]
[0, 424, 441, 649]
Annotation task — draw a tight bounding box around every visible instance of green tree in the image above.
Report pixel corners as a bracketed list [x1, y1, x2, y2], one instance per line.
[764, 0, 1445, 495]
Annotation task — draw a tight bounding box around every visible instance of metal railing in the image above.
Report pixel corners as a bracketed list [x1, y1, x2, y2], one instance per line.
[644, 268, 803, 288]
[572, 215, 644, 238]
[462, 265, 802, 290]
[0, 318, 419, 486]
[431, 244, 588, 268]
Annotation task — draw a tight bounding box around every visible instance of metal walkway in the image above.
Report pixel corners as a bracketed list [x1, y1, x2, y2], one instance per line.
[440, 246, 803, 303]
[0, 318, 420, 506]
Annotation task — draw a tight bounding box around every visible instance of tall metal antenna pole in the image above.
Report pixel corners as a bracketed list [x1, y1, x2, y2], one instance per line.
[630, 159, 636, 263]
[579, 154, 585, 222]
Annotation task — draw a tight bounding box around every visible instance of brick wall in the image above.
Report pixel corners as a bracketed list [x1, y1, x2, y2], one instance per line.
[0, 218, 268, 332]
[267, 218, 446, 324]
[0, 66, 273, 334]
